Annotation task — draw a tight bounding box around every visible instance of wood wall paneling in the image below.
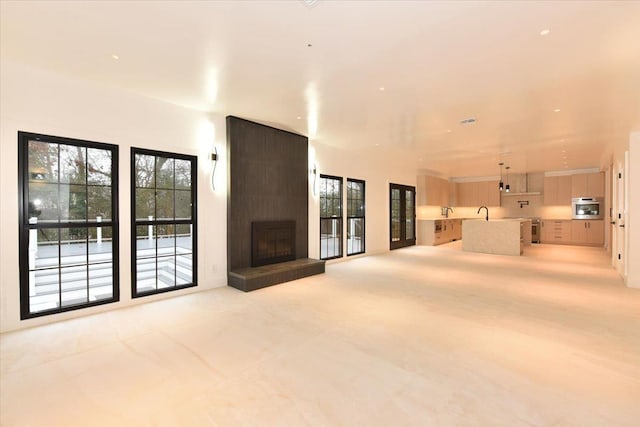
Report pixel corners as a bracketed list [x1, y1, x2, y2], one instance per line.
[226, 116, 309, 272]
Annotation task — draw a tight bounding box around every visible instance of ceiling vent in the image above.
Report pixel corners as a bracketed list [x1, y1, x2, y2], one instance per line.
[459, 117, 477, 125]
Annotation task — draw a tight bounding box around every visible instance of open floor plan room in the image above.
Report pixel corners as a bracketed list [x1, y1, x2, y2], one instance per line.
[1, 243, 638, 426]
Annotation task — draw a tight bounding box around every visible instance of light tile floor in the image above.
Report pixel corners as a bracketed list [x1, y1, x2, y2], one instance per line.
[1, 243, 639, 426]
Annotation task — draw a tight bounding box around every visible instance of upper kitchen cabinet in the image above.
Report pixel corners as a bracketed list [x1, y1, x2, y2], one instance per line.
[456, 180, 500, 207]
[456, 182, 479, 207]
[571, 172, 604, 198]
[543, 175, 572, 205]
[478, 180, 501, 206]
[417, 175, 450, 206]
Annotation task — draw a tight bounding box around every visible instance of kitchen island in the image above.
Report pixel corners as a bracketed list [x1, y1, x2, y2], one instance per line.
[462, 218, 531, 256]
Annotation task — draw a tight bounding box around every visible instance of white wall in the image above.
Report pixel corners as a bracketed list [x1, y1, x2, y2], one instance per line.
[0, 60, 228, 332]
[0, 59, 421, 332]
[308, 142, 417, 261]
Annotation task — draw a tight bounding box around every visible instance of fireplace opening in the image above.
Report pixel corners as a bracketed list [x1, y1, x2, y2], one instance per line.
[251, 220, 296, 267]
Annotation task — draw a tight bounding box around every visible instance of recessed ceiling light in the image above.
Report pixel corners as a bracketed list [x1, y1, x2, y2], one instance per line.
[379, 87, 385, 91]
[375, 143, 380, 146]
[296, 116, 302, 120]
[554, 108, 561, 113]
[561, 149, 566, 153]
[111, 54, 119, 60]
[540, 29, 551, 36]
[446, 129, 452, 133]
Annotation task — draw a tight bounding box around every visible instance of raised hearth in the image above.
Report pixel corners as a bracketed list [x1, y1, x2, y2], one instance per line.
[229, 258, 325, 292]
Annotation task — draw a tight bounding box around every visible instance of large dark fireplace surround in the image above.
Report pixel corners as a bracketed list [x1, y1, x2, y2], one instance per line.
[226, 116, 325, 292]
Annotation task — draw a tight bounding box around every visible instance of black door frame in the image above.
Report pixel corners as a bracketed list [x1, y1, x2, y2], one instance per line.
[389, 183, 416, 250]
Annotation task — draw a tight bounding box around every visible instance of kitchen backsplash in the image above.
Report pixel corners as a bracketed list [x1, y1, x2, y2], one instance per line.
[417, 194, 572, 220]
[500, 194, 572, 219]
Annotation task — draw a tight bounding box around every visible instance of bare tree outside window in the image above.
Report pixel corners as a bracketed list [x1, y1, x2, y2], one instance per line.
[131, 148, 197, 297]
[19, 132, 119, 319]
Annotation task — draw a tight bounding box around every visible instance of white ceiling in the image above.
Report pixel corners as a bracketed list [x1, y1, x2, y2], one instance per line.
[2, 0, 640, 178]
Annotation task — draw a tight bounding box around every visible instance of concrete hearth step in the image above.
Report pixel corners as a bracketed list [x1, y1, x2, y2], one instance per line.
[228, 258, 325, 292]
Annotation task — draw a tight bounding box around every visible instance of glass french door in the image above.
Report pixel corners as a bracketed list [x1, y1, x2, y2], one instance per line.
[389, 183, 416, 250]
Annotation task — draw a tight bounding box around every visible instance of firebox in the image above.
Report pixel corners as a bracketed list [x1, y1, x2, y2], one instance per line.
[251, 220, 296, 267]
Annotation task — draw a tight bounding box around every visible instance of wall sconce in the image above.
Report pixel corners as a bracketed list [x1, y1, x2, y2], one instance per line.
[310, 163, 317, 196]
[210, 146, 218, 191]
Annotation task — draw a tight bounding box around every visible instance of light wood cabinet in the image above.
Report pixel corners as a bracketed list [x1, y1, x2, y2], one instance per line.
[478, 181, 500, 206]
[587, 220, 604, 245]
[418, 175, 450, 206]
[543, 175, 572, 205]
[442, 220, 452, 241]
[540, 220, 572, 244]
[558, 175, 573, 204]
[571, 220, 587, 244]
[456, 182, 478, 207]
[484, 180, 501, 206]
[571, 220, 604, 246]
[456, 180, 500, 207]
[587, 173, 605, 197]
[443, 219, 462, 241]
[418, 219, 462, 246]
[571, 172, 604, 198]
[571, 174, 588, 198]
[477, 181, 489, 207]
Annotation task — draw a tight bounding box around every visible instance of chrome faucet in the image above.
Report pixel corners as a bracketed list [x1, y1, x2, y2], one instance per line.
[441, 206, 454, 218]
[477, 206, 489, 221]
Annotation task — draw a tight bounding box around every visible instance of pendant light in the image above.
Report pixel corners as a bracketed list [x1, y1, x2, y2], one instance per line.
[498, 162, 504, 191]
[505, 166, 511, 193]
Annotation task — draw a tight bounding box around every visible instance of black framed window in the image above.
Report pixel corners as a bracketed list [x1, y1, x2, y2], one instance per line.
[390, 183, 416, 250]
[320, 175, 343, 260]
[347, 178, 365, 256]
[131, 148, 197, 297]
[18, 131, 119, 319]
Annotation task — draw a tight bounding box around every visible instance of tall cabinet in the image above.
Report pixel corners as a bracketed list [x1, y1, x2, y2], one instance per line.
[571, 172, 604, 198]
[544, 172, 603, 205]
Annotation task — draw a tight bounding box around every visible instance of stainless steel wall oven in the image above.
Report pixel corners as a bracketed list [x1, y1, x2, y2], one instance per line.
[572, 197, 603, 220]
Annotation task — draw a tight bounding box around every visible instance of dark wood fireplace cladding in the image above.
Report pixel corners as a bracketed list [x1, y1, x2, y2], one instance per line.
[226, 116, 325, 291]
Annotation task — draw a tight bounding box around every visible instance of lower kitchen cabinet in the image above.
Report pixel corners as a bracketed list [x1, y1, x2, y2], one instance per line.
[571, 220, 604, 246]
[442, 219, 460, 241]
[540, 220, 572, 244]
[541, 219, 604, 246]
[418, 219, 462, 246]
